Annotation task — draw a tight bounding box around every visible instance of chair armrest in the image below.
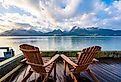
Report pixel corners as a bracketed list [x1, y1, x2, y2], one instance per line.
[26, 54, 59, 67]
[92, 58, 99, 63]
[61, 54, 78, 68]
[43, 54, 60, 67]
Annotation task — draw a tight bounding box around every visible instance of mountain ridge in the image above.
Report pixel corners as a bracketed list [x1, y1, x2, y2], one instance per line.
[1, 27, 121, 36]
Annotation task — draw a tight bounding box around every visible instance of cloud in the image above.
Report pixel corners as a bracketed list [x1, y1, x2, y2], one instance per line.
[42, 0, 81, 19]
[95, 0, 121, 29]
[113, 1, 121, 11]
[0, 0, 121, 32]
[3, 0, 57, 26]
[0, 12, 56, 32]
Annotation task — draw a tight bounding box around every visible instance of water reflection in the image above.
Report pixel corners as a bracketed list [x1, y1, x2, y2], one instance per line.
[47, 36, 72, 51]
[0, 36, 121, 55]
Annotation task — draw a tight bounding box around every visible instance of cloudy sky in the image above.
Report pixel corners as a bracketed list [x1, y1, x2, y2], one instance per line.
[0, 0, 121, 33]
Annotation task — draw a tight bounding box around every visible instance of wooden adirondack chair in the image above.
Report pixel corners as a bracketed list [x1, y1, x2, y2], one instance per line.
[61, 46, 101, 82]
[20, 44, 59, 82]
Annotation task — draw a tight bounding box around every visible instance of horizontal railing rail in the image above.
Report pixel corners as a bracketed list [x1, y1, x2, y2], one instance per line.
[0, 54, 24, 78]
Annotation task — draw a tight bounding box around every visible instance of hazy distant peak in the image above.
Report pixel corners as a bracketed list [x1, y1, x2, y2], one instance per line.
[1, 27, 121, 36]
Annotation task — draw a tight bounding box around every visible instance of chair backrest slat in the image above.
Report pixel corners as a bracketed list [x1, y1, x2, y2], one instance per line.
[77, 46, 101, 65]
[75, 46, 101, 73]
[20, 44, 46, 73]
[82, 46, 96, 64]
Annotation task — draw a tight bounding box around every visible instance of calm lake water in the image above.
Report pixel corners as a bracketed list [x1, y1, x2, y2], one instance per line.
[0, 36, 121, 56]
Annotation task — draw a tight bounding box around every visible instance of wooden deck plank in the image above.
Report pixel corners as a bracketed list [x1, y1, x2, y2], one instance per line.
[56, 63, 64, 82]
[92, 63, 121, 77]
[91, 65, 121, 82]
[10, 58, 121, 82]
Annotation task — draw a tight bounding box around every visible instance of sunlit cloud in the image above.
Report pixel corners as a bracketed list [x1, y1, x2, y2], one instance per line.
[41, 0, 81, 19]
[0, 0, 121, 33]
[3, 0, 57, 26]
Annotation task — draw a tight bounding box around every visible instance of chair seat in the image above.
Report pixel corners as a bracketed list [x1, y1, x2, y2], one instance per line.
[67, 58, 78, 70]
[43, 58, 53, 73]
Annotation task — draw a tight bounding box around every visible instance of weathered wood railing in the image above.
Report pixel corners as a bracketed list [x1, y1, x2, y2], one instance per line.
[0, 54, 24, 79]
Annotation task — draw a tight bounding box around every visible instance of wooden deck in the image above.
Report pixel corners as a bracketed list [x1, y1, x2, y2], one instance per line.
[10, 58, 121, 82]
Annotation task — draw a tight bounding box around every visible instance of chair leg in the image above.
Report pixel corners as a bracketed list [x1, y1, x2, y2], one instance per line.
[21, 70, 33, 82]
[42, 74, 48, 82]
[70, 72, 78, 82]
[86, 69, 99, 82]
[64, 61, 67, 75]
[54, 62, 56, 81]
[66, 64, 78, 82]
[34, 73, 37, 82]
[47, 63, 56, 81]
